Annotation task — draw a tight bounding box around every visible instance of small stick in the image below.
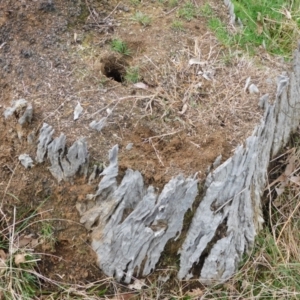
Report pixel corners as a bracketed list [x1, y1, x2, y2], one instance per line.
[90, 95, 153, 118]
[103, 2, 120, 21]
[144, 130, 182, 166]
[190, 141, 201, 148]
[214, 188, 247, 214]
[163, 6, 178, 16]
[2, 162, 20, 206]
[144, 130, 182, 142]
[150, 139, 164, 166]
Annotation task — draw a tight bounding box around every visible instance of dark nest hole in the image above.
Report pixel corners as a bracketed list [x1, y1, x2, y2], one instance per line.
[101, 55, 128, 83]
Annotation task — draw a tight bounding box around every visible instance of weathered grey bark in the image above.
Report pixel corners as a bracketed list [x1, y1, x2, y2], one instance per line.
[178, 49, 300, 284]
[36, 123, 89, 182]
[36, 123, 55, 163]
[78, 145, 198, 283]
[3, 99, 33, 126]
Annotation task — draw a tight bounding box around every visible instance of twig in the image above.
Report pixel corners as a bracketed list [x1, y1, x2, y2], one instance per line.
[35, 100, 68, 134]
[89, 95, 153, 118]
[143, 130, 182, 142]
[190, 141, 201, 148]
[2, 161, 20, 206]
[145, 95, 157, 114]
[144, 55, 161, 72]
[214, 188, 247, 214]
[143, 130, 182, 166]
[163, 6, 178, 16]
[85, 0, 101, 27]
[267, 177, 285, 261]
[149, 139, 164, 166]
[8, 206, 16, 292]
[103, 2, 120, 21]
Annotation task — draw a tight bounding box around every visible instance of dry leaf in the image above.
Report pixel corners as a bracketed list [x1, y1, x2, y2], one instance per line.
[290, 176, 300, 185]
[244, 77, 251, 92]
[285, 154, 296, 176]
[30, 238, 39, 248]
[17, 234, 39, 248]
[275, 186, 285, 197]
[128, 279, 146, 290]
[256, 22, 263, 35]
[14, 253, 26, 265]
[133, 82, 148, 89]
[201, 69, 215, 81]
[0, 258, 7, 274]
[89, 117, 107, 132]
[188, 58, 207, 66]
[0, 250, 6, 260]
[186, 288, 203, 297]
[282, 8, 292, 19]
[18, 236, 33, 248]
[179, 103, 188, 115]
[74, 101, 83, 120]
[249, 84, 259, 94]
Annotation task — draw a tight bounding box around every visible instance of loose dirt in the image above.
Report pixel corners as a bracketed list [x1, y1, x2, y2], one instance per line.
[0, 0, 284, 293]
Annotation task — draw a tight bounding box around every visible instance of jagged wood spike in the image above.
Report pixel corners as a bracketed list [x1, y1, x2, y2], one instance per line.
[79, 145, 198, 283]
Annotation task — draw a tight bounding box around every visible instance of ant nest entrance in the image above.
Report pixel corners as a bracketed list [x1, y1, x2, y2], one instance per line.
[100, 55, 128, 83]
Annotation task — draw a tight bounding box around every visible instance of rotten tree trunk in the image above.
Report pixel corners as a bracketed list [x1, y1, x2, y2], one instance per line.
[29, 48, 300, 284]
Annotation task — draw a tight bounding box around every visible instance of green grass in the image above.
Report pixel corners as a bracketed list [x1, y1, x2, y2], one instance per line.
[200, 2, 214, 17]
[40, 222, 56, 251]
[6, 254, 39, 299]
[110, 39, 131, 55]
[201, 230, 300, 299]
[208, 17, 232, 46]
[131, 11, 152, 26]
[201, 1, 300, 58]
[178, 2, 199, 21]
[169, 0, 178, 8]
[232, 0, 300, 56]
[130, 0, 141, 5]
[124, 66, 140, 83]
[171, 20, 184, 31]
[0, 223, 40, 298]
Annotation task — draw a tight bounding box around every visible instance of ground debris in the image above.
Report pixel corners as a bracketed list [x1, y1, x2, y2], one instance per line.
[89, 117, 107, 132]
[4, 99, 33, 126]
[18, 154, 34, 169]
[36, 123, 89, 182]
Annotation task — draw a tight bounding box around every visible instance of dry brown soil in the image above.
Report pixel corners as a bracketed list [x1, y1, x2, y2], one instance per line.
[0, 0, 284, 294]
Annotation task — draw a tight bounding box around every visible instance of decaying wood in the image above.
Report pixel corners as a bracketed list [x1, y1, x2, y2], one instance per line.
[31, 48, 300, 284]
[36, 123, 89, 182]
[78, 145, 198, 283]
[178, 49, 300, 284]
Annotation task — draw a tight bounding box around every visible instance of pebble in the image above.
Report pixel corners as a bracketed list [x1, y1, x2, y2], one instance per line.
[126, 143, 133, 150]
[118, 5, 130, 12]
